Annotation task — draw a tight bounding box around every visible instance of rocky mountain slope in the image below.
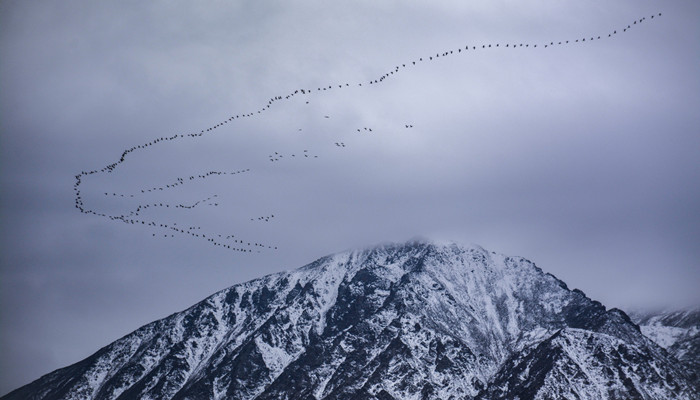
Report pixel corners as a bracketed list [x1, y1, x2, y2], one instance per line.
[4, 240, 697, 399]
[630, 308, 700, 387]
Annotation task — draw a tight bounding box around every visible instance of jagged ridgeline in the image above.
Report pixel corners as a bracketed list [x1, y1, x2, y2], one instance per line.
[4, 240, 696, 399]
[73, 14, 664, 255]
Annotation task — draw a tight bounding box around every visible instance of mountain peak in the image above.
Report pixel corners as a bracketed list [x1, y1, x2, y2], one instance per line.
[4, 241, 697, 400]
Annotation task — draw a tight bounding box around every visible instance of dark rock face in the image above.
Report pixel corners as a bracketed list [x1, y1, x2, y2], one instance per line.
[4, 241, 697, 399]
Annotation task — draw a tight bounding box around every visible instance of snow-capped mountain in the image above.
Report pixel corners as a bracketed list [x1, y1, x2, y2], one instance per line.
[630, 308, 700, 387]
[4, 240, 697, 399]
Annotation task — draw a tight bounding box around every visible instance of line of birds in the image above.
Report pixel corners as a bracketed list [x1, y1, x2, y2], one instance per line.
[102, 170, 249, 198]
[121, 195, 219, 219]
[73, 13, 661, 254]
[81, 13, 660, 174]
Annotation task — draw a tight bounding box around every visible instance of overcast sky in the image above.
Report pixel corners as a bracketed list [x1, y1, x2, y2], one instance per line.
[1, 0, 699, 395]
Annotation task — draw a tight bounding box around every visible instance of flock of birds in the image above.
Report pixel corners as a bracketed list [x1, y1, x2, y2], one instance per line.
[251, 215, 275, 222]
[268, 150, 318, 163]
[73, 13, 661, 254]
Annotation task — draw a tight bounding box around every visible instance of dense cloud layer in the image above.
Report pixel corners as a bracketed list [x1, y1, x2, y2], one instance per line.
[1, 0, 699, 395]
